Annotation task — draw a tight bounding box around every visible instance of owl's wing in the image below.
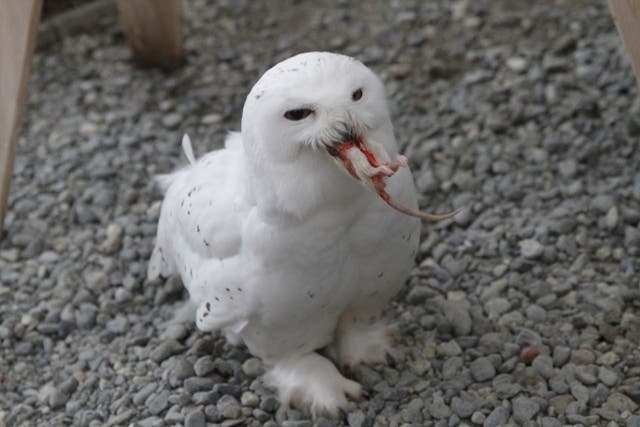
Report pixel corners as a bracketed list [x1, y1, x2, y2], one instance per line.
[149, 133, 256, 333]
[148, 133, 253, 282]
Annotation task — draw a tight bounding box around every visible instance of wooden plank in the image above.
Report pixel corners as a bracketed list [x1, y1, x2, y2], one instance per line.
[609, 0, 640, 86]
[117, 0, 185, 70]
[0, 0, 42, 233]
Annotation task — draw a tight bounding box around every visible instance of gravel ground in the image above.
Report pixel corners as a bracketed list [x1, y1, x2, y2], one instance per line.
[2, 0, 640, 426]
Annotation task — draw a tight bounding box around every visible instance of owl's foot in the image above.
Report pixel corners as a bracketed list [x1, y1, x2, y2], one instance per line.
[330, 319, 401, 369]
[265, 352, 362, 417]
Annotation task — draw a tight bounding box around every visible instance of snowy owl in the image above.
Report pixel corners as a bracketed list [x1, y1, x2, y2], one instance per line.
[148, 52, 456, 415]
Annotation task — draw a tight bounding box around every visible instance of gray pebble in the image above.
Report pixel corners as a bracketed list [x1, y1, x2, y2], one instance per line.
[242, 357, 264, 378]
[470, 357, 496, 382]
[217, 395, 242, 419]
[184, 377, 214, 393]
[553, 346, 571, 366]
[532, 355, 554, 379]
[483, 406, 508, 427]
[162, 113, 183, 129]
[134, 383, 157, 406]
[150, 340, 185, 363]
[59, 376, 78, 395]
[194, 356, 216, 376]
[540, 417, 563, 427]
[260, 395, 279, 413]
[184, 409, 205, 427]
[451, 396, 474, 418]
[512, 396, 540, 423]
[520, 239, 544, 259]
[48, 389, 69, 409]
[598, 366, 618, 386]
[437, 340, 462, 357]
[146, 389, 170, 415]
[570, 381, 590, 403]
[282, 421, 312, 427]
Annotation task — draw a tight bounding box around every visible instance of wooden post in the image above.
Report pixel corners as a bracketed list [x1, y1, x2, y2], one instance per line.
[117, 0, 185, 70]
[0, 0, 42, 233]
[609, 0, 640, 86]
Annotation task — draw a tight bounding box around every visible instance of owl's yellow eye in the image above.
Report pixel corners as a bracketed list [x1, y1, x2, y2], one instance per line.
[352, 88, 363, 101]
[284, 109, 314, 121]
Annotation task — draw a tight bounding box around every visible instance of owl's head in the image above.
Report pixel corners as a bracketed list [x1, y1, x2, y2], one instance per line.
[242, 51, 394, 164]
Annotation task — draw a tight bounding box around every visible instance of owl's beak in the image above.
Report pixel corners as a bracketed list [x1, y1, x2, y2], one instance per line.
[326, 136, 459, 222]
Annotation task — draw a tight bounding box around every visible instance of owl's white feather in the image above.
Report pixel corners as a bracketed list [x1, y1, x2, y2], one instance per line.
[149, 52, 422, 416]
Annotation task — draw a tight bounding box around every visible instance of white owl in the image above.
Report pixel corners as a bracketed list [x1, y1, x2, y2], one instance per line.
[148, 52, 455, 415]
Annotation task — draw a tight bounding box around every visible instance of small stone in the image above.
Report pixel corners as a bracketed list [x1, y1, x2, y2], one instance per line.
[471, 411, 485, 425]
[184, 409, 206, 427]
[450, 396, 474, 418]
[484, 406, 508, 427]
[194, 356, 216, 376]
[403, 398, 424, 423]
[388, 63, 412, 79]
[598, 351, 621, 366]
[184, 377, 214, 393]
[241, 391, 260, 407]
[260, 395, 279, 413]
[282, 421, 312, 427]
[549, 394, 574, 415]
[540, 417, 563, 427]
[171, 359, 195, 382]
[570, 382, 590, 403]
[192, 391, 219, 405]
[106, 315, 128, 334]
[571, 348, 595, 365]
[437, 340, 462, 357]
[470, 357, 496, 382]
[217, 395, 242, 419]
[525, 304, 546, 322]
[520, 239, 544, 259]
[484, 298, 510, 317]
[147, 390, 170, 415]
[428, 393, 451, 419]
[59, 377, 78, 395]
[506, 57, 527, 73]
[553, 346, 571, 366]
[84, 271, 109, 292]
[445, 300, 472, 336]
[598, 367, 618, 386]
[242, 358, 264, 378]
[48, 389, 69, 409]
[133, 383, 157, 405]
[162, 113, 182, 129]
[150, 340, 185, 363]
[605, 206, 619, 230]
[100, 223, 123, 254]
[532, 354, 554, 379]
[347, 410, 370, 427]
[520, 346, 540, 364]
[575, 365, 598, 385]
[512, 396, 540, 423]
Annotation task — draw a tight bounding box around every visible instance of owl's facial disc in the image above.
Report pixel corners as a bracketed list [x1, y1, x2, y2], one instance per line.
[326, 136, 460, 222]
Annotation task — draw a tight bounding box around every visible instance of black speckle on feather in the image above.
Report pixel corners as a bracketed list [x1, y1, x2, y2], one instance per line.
[206, 302, 211, 311]
[225, 288, 230, 292]
[215, 296, 220, 301]
[377, 271, 384, 278]
[197, 225, 200, 232]
[203, 312, 208, 317]
[203, 239, 210, 247]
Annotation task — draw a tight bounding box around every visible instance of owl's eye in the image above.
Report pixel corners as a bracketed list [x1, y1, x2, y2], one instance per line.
[352, 88, 363, 101]
[284, 109, 314, 121]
